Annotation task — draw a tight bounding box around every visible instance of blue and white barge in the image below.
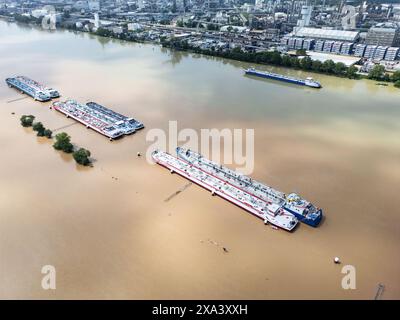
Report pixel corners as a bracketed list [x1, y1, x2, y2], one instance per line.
[245, 68, 322, 88]
[6, 77, 51, 101]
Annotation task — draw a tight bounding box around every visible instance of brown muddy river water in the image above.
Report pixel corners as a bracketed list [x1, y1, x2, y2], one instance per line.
[0, 20, 399, 299]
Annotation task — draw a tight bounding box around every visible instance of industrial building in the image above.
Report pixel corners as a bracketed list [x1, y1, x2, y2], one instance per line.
[314, 40, 324, 51]
[365, 23, 400, 47]
[332, 42, 342, 54]
[354, 44, 366, 57]
[285, 27, 361, 56]
[293, 27, 360, 42]
[352, 43, 398, 60]
[373, 46, 388, 60]
[323, 40, 334, 53]
[340, 43, 353, 55]
[302, 39, 315, 50]
[295, 38, 304, 49]
[384, 47, 400, 61]
[278, 23, 400, 61]
[364, 45, 378, 59]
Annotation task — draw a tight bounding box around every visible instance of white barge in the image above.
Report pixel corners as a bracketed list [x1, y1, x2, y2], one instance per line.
[152, 148, 299, 231]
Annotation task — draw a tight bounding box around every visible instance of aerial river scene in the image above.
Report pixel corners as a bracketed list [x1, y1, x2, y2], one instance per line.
[0, 19, 399, 300]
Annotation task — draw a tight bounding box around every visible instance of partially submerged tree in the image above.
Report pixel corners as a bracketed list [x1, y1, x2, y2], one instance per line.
[53, 132, 74, 153]
[72, 148, 91, 166]
[32, 122, 46, 136]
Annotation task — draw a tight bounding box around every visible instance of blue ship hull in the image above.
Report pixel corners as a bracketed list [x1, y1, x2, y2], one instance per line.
[284, 207, 323, 227]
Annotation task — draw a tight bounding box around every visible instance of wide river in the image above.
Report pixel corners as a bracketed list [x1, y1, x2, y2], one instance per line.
[0, 20, 399, 299]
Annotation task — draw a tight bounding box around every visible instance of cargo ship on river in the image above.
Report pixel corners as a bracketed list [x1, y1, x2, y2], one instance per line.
[86, 102, 144, 134]
[16, 76, 60, 98]
[52, 100, 124, 140]
[152, 148, 300, 231]
[245, 68, 322, 88]
[177, 148, 323, 227]
[52, 100, 145, 140]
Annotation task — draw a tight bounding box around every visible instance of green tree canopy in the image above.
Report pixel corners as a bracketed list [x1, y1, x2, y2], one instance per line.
[96, 28, 113, 37]
[368, 65, 386, 80]
[290, 57, 300, 68]
[300, 56, 313, 70]
[281, 55, 291, 67]
[53, 132, 74, 153]
[32, 122, 45, 136]
[321, 59, 336, 74]
[391, 70, 400, 82]
[270, 51, 282, 65]
[311, 60, 323, 72]
[346, 65, 358, 79]
[334, 62, 347, 75]
[44, 129, 53, 139]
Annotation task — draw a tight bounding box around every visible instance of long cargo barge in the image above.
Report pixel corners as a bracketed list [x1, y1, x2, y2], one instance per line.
[6, 77, 51, 101]
[245, 68, 322, 88]
[152, 148, 299, 231]
[176, 148, 323, 227]
[52, 100, 124, 140]
[52, 100, 145, 140]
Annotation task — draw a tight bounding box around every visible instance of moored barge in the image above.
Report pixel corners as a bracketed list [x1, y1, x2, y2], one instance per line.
[6, 77, 51, 101]
[52, 100, 124, 140]
[152, 148, 299, 231]
[177, 148, 323, 227]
